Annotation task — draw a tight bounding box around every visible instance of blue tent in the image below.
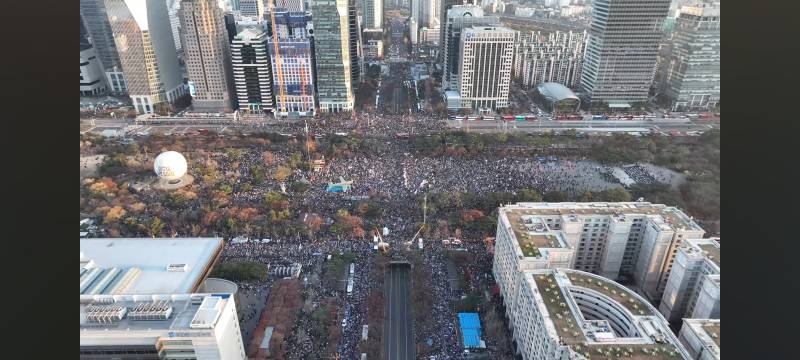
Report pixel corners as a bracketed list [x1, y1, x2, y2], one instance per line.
[458, 313, 483, 348]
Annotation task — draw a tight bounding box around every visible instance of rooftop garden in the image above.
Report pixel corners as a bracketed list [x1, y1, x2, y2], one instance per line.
[533, 274, 585, 344]
[577, 344, 684, 360]
[567, 273, 651, 316]
[698, 244, 720, 267]
[702, 324, 721, 348]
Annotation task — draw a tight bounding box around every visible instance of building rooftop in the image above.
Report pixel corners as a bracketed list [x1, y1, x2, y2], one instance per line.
[80, 238, 223, 296]
[526, 269, 689, 360]
[502, 210, 568, 258]
[697, 243, 720, 268]
[538, 82, 579, 102]
[502, 202, 703, 232]
[683, 319, 720, 359]
[79, 293, 233, 336]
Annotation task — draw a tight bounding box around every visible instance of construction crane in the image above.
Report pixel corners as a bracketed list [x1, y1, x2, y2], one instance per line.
[268, 0, 287, 113]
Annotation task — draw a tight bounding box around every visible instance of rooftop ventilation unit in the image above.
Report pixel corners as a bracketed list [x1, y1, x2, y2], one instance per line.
[128, 301, 174, 321]
[167, 263, 188, 272]
[85, 304, 127, 325]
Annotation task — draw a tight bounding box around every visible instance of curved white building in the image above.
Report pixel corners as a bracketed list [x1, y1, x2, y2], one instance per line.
[510, 268, 691, 360]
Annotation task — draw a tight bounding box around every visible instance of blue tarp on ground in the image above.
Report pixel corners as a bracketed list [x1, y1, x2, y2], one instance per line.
[458, 312, 483, 348]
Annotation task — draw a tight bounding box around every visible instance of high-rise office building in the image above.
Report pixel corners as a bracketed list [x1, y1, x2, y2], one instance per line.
[441, 5, 498, 90]
[500, 268, 691, 360]
[579, 0, 670, 106]
[105, 0, 186, 114]
[659, 238, 720, 324]
[80, 0, 121, 70]
[267, 10, 316, 116]
[239, 0, 265, 18]
[231, 28, 274, 112]
[664, 4, 720, 111]
[180, 0, 236, 112]
[348, 0, 363, 87]
[364, 0, 384, 29]
[80, 41, 109, 96]
[678, 319, 720, 360]
[79, 238, 246, 360]
[438, 0, 474, 59]
[311, 0, 355, 112]
[516, 30, 588, 89]
[492, 202, 705, 305]
[167, 0, 183, 53]
[456, 26, 515, 110]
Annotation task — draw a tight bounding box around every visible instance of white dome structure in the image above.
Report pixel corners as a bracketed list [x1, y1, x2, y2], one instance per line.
[154, 151, 188, 182]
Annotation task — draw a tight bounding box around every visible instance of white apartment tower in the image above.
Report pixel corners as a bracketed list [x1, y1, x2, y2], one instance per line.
[180, 0, 236, 112]
[231, 28, 274, 112]
[105, 0, 186, 114]
[678, 319, 720, 360]
[517, 30, 588, 89]
[457, 26, 515, 110]
[579, 0, 671, 106]
[664, 4, 720, 111]
[492, 202, 705, 306]
[505, 268, 691, 360]
[659, 238, 720, 324]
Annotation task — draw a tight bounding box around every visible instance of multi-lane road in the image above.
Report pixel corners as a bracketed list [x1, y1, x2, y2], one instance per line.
[383, 262, 414, 360]
[447, 118, 719, 135]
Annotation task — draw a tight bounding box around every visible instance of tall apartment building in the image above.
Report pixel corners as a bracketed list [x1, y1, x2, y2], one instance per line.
[81, 41, 109, 96]
[456, 26, 515, 110]
[364, 0, 384, 29]
[80, 0, 121, 71]
[268, 10, 316, 116]
[79, 238, 246, 360]
[312, 0, 355, 112]
[105, 0, 186, 114]
[180, 0, 236, 112]
[441, 5, 499, 90]
[659, 238, 720, 324]
[231, 28, 274, 112]
[579, 0, 671, 106]
[664, 4, 720, 111]
[492, 202, 705, 305]
[678, 319, 720, 360]
[517, 30, 588, 89]
[503, 268, 691, 360]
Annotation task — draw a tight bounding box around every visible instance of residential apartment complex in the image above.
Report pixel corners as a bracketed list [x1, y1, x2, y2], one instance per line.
[504, 268, 691, 360]
[231, 28, 275, 112]
[516, 30, 587, 89]
[455, 26, 515, 110]
[678, 319, 720, 360]
[312, 0, 356, 112]
[663, 4, 720, 111]
[659, 238, 720, 324]
[79, 238, 245, 359]
[579, 0, 671, 106]
[180, 0, 236, 112]
[493, 202, 705, 304]
[105, 0, 186, 114]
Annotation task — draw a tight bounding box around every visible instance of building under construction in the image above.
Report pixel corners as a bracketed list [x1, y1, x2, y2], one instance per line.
[267, 8, 316, 117]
